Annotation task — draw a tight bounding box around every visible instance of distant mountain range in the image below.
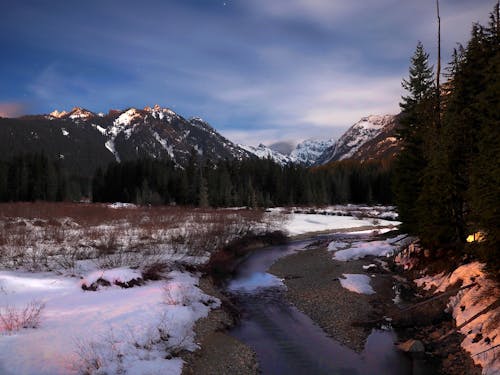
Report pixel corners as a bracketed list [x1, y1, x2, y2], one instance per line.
[242, 114, 400, 166]
[0, 105, 400, 176]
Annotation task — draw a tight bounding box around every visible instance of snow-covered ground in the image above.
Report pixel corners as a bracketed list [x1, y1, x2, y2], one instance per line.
[339, 274, 375, 295]
[0, 203, 400, 374]
[0, 268, 219, 375]
[282, 213, 398, 236]
[415, 262, 500, 375]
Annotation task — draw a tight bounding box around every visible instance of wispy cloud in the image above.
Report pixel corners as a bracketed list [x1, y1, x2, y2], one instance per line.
[0, 102, 29, 118]
[1, 0, 496, 145]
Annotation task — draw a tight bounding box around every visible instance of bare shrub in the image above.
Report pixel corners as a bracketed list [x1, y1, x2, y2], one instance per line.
[0, 300, 46, 333]
[164, 283, 191, 306]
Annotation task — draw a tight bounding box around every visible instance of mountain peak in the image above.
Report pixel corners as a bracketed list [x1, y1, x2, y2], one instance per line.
[68, 107, 95, 120]
[49, 110, 68, 119]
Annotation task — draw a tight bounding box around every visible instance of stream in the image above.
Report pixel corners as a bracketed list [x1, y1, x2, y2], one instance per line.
[226, 237, 434, 375]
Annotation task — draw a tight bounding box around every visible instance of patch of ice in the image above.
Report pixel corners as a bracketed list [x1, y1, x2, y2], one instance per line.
[327, 240, 349, 251]
[228, 272, 284, 292]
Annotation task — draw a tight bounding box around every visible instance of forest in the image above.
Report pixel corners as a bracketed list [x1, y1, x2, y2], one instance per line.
[393, 4, 499, 269]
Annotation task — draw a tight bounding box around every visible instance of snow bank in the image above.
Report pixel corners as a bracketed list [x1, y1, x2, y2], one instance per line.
[339, 274, 375, 295]
[283, 213, 397, 236]
[332, 235, 406, 261]
[81, 267, 142, 288]
[0, 270, 219, 375]
[415, 262, 500, 374]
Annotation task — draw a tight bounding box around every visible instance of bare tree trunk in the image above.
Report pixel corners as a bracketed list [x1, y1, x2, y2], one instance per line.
[436, 0, 441, 130]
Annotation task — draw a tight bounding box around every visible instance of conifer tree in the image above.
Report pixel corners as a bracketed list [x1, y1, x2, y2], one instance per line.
[393, 42, 435, 233]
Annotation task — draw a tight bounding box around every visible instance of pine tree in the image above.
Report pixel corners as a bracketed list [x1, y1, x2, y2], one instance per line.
[393, 42, 435, 233]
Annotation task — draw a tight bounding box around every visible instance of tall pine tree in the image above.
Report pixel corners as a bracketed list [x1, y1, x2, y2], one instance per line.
[393, 42, 435, 233]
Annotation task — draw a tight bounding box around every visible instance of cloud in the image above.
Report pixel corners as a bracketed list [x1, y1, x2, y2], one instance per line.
[2, 0, 497, 146]
[0, 102, 29, 118]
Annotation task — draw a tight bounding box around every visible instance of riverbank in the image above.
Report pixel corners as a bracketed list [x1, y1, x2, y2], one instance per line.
[181, 276, 259, 375]
[269, 245, 394, 352]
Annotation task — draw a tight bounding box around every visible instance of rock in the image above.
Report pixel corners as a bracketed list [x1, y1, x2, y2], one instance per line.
[397, 339, 425, 353]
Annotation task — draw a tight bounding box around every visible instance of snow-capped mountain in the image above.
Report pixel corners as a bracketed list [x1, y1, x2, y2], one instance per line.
[0, 105, 253, 176]
[316, 115, 398, 164]
[242, 139, 335, 166]
[239, 144, 294, 165]
[290, 138, 336, 166]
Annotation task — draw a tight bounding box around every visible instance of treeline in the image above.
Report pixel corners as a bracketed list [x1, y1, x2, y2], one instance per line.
[393, 4, 499, 268]
[92, 155, 393, 207]
[0, 153, 86, 202]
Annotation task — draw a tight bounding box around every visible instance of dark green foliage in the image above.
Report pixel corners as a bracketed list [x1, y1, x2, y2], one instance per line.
[394, 4, 500, 270]
[393, 42, 435, 233]
[0, 153, 78, 202]
[92, 156, 394, 207]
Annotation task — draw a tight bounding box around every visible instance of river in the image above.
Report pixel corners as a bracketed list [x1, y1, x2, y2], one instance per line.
[226, 236, 435, 375]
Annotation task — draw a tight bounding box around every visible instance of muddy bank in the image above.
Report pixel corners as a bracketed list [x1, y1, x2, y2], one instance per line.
[181, 276, 259, 375]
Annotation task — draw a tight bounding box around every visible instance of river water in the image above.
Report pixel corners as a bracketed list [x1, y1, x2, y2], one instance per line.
[226, 237, 434, 375]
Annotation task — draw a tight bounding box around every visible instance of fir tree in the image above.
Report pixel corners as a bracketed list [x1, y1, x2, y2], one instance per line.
[393, 42, 435, 233]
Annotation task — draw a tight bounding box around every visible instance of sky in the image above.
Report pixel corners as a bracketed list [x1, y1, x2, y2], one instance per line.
[0, 0, 496, 146]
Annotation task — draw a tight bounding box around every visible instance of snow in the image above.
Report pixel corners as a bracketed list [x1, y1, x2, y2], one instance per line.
[332, 235, 406, 261]
[113, 109, 141, 128]
[61, 128, 69, 136]
[68, 107, 94, 120]
[91, 123, 107, 135]
[415, 262, 500, 374]
[49, 110, 68, 118]
[108, 202, 137, 209]
[240, 143, 293, 165]
[228, 272, 284, 292]
[339, 274, 375, 295]
[0, 269, 220, 375]
[283, 213, 397, 236]
[327, 240, 349, 251]
[289, 138, 336, 165]
[81, 267, 142, 287]
[105, 139, 120, 162]
[152, 130, 175, 159]
[320, 114, 395, 163]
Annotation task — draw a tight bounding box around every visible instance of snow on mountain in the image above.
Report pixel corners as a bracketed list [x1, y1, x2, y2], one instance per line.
[239, 144, 293, 165]
[290, 138, 336, 166]
[49, 110, 68, 119]
[316, 114, 397, 164]
[242, 139, 335, 166]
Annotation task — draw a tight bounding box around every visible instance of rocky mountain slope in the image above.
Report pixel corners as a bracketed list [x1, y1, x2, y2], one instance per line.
[315, 115, 399, 164]
[0, 106, 400, 175]
[0, 105, 252, 176]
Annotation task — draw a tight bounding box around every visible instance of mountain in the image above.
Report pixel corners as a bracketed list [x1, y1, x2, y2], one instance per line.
[241, 138, 335, 166]
[269, 141, 295, 155]
[315, 114, 399, 164]
[0, 105, 252, 176]
[239, 144, 293, 165]
[290, 139, 336, 165]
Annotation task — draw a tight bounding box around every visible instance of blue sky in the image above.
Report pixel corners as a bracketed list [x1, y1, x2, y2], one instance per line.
[0, 0, 495, 145]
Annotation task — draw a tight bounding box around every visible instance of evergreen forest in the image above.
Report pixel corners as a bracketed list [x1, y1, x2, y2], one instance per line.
[393, 4, 500, 269]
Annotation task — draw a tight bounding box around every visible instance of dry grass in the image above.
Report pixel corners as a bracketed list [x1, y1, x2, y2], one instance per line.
[0, 300, 46, 333]
[0, 202, 272, 271]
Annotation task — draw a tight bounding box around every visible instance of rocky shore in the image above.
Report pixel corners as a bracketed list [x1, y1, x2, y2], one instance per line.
[269, 246, 394, 352]
[181, 277, 259, 375]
